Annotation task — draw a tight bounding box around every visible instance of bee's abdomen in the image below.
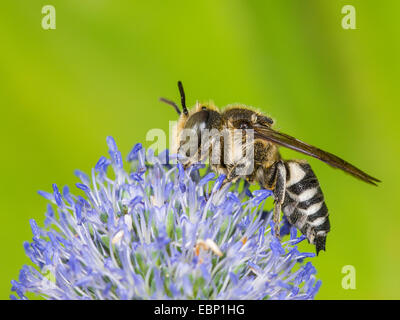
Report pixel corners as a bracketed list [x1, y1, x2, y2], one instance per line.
[282, 160, 330, 254]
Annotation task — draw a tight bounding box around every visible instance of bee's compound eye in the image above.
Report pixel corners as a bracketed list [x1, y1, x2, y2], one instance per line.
[183, 110, 210, 146]
[202, 106, 207, 110]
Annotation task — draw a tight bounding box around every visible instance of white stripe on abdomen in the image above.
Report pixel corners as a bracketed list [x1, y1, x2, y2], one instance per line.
[286, 162, 306, 187]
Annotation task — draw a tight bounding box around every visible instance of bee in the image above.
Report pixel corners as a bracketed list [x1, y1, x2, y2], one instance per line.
[160, 81, 380, 254]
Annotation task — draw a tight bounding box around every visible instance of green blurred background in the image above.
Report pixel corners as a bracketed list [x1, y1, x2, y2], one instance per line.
[1, 0, 399, 299]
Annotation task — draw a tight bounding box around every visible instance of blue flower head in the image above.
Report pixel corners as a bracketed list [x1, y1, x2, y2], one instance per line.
[11, 137, 322, 300]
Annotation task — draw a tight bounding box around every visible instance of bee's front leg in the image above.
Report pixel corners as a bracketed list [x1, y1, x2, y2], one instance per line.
[180, 148, 206, 170]
[219, 164, 241, 190]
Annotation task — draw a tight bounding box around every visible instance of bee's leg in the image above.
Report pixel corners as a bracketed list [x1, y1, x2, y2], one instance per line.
[183, 161, 194, 171]
[268, 161, 287, 239]
[273, 203, 281, 239]
[218, 163, 244, 189]
[181, 149, 205, 170]
[220, 162, 250, 189]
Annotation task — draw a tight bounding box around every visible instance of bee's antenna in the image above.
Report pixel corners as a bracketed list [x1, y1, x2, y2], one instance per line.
[159, 97, 181, 115]
[178, 81, 188, 116]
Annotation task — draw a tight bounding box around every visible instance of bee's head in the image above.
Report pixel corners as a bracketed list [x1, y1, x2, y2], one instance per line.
[182, 103, 223, 143]
[160, 82, 223, 156]
[222, 107, 274, 130]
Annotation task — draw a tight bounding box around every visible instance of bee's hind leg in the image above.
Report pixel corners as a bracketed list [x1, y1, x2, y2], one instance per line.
[268, 161, 287, 240]
[273, 203, 282, 239]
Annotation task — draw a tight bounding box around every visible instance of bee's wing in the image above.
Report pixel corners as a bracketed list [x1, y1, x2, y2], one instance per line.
[254, 126, 381, 186]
